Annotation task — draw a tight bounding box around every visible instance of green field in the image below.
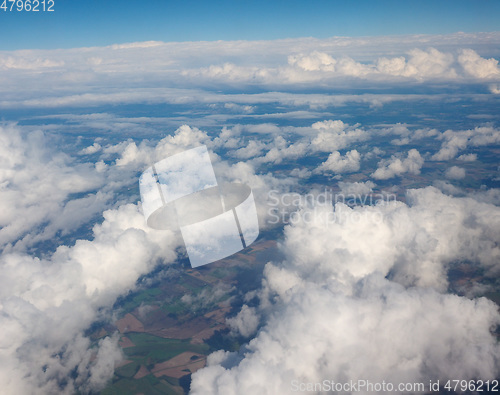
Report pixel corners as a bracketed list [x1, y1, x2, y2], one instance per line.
[122, 333, 209, 368]
[102, 374, 180, 395]
[103, 333, 209, 394]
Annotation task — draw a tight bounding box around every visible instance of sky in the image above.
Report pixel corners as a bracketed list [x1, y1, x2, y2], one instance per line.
[1, 0, 500, 50]
[1, 1, 500, 394]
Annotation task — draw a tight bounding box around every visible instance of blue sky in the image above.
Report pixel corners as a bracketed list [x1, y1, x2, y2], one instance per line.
[1, 0, 499, 50]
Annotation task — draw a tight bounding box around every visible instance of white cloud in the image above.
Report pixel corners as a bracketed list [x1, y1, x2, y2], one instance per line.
[79, 142, 102, 155]
[1, 31, 499, 394]
[223, 102, 255, 113]
[82, 334, 124, 393]
[182, 62, 272, 84]
[0, 202, 180, 393]
[289, 168, 312, 179]
[0, 123, 246, 393]
[109, 124, 213, 167]
[316, 150, 361, 174]
[338, 180, 376, 196]
[380, 124, 439, 144]
[253, 136, 309, 164]
[193, 278, 499, 395]
[226, 305, 260, 338]
[445, 166, 466, 180]
[228, 120, 369, 167]
[0, 34, 499, 112]
[311, 120, 369, 152]
[377, 48, 456, 80]
[432, 125, 500, 161]
[413, 127, 439, 139]
[288, 51, 337, 72]
[0, 124, 107, 251]
[457, 153, 477, 161]
[289, 48, 462, 81]
[289, 52, 372, 77]
[232, 140, 267, 160]
[458, 49, 500, 79]
[189, 46, 499, 87]
[431, 132, 468, 161]
[433, 180, 464, 196]
[372, 149, 424, 179]
[0, 56, 64, 70]
[181, 283, 235, 310]
[191, 187, 500, 394]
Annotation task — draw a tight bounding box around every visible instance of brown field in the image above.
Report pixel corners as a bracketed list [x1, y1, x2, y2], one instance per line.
[116, 313, 145, 333]
[191, 323, 226, 344]
[185, 269, 219, 284]
[149, 316, 213, 339]
[118, 336, 135, 348]
[204, 306, 231, 323]
[115, 359, 134, 368]
[133, 365, 151, 380]
[152, 352, 206, 379]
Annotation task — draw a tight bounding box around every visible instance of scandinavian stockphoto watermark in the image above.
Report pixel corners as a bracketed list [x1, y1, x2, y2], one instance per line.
[139, 145, 259, 268]
[267, 188, 397, 226]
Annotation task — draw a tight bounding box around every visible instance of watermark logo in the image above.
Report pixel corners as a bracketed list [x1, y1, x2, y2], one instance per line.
[139, 145, 259, 267]
[267, 188, 397, 226]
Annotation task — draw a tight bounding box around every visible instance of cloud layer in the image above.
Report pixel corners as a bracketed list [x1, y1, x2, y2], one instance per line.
[1, 32, 499, 394]
[191, 187, 500, 394]
[0, 33, 499, 112]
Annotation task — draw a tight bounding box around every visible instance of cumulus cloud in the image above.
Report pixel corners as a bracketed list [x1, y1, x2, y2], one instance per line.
[445, 166, 466, 180]
[432, 125, 500, 160]
[0, 124, 108, 251]
[2, 32, 500, 395]
[2, 118, 495, 390]
[338, 180, 376, 196]
[182, 62, 273, 84]
[376, 48, 456, 80]
[289, 168, 312, 179]
[289, 52, 372, 77]
[311, 120, 369, 152]
[0, 124, 241, 393]
[111, 124, 213, 167]
[181, 283, 235, 310]
[226, 305, 260, 338]
[1, 34, 499, 113]
[315, 150, 361, 174]
[191, 187, 500, 394]
[253, 137, 309, 165]
[232, 140, 268, 160]
[220, 120, 370, 166]
[371, 149, 424, 179]
[79, 142, 102, 155]
[193, 278, 499, 395]
[0, 202, 180, 393]
[288, 48, 460, 81]
[458, 49, 500, 79]
[457, 153, 477, 161]
[431, 133, 469, 161]
[288, 51, 337, 72]
[102, 123, 297, 231]
[0, 56, 64, 70]
[277, 47, 498, 85]
[380, 124, 439, 145]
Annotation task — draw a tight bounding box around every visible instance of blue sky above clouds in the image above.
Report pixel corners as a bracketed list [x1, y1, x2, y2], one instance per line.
[1, 0, 500, 49]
